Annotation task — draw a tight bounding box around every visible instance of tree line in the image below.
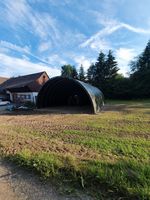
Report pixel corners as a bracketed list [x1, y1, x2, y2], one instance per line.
[61, 40, 150, 99]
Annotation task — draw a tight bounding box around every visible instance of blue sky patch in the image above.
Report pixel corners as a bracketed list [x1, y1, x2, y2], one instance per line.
[0, 0, 150, 77]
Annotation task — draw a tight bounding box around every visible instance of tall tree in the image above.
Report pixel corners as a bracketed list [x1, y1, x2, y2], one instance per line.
[104, 50, 119, 97]
[61, 64, 78, 79]
[130, 40, 150, 97]
[61, 65, 73, 78]
[94, 52, 106, 89]
[86, 50, 119, 97]
[78, 65, 86, 81]
[72, 67, 78, 79]
[87, 63, 96, 84]
[105, 50, 119, 80]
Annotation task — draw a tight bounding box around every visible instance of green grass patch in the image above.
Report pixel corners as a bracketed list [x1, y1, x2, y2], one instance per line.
[6, 149, 150, 200]
[0, 100, 150, 199]
[106, 99, 150, 105]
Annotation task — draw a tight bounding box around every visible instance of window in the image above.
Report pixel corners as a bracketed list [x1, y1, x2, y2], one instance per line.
[26, 95, 31, 99]
[20, 95, 25, 99]
[17, 94, 31, 99]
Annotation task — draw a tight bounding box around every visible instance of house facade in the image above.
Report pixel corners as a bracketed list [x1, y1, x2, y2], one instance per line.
[0, 77, 9, 101]
[0, 72, 49, 103]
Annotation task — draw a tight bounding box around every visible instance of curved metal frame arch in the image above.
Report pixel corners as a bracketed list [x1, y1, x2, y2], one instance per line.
[37, 76, 104, 114]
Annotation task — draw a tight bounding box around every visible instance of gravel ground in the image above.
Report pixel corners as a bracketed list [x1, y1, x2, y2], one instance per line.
[0, 159, 93, 200]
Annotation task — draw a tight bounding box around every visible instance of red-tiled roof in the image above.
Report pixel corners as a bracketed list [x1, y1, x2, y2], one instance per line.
[0, 71, 48, 92]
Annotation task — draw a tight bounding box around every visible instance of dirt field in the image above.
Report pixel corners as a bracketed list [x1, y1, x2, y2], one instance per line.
[0, 101, 150, 199]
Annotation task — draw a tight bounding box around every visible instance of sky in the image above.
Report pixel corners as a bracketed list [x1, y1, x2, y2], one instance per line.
[0, 0, 150, 78]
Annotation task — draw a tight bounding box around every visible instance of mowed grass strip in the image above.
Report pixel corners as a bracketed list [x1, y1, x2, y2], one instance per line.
[0, 100, 150, 199]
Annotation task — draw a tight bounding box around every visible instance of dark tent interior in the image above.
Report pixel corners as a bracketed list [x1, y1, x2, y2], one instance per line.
[37, 77, 93, 113]
[37, 76, 104, 114]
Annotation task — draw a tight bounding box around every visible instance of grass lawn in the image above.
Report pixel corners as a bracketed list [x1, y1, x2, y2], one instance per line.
[0, 100, 150, 199]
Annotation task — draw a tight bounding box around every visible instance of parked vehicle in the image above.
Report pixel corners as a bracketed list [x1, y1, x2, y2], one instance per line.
[0, 101, 14, 112]
[0, 101, 10, 106]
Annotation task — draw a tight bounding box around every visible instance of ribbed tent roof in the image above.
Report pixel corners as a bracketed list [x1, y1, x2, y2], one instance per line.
[37, 76, 104, 114]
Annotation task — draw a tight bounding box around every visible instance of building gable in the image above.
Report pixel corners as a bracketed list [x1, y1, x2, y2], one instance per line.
[0, 71, 49, 92]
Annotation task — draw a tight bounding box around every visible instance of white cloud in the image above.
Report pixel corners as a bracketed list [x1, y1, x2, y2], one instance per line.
[115, 48, 137, 75]
[4, 0, 28, 28]
[100, 0, 123, 17]
[46, 54, 66, 66]
[121, 23, 150, 34]
[0, 40, 30, 54]
[38, 42, 52, 53]
[92, 12, 119, 27]
[0, 40, 58, 67]
[48, 0, 70, 6]
[3, 0, 60, 42]
[73, 55, 94, 71]
[0, 53, 60, 78]
[80, 15, 150, 50]
[80, 25, 118, 49]
[0, 40, 68, 73]
[89, 38, 110, 51]
[80, 21, 121, 49]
